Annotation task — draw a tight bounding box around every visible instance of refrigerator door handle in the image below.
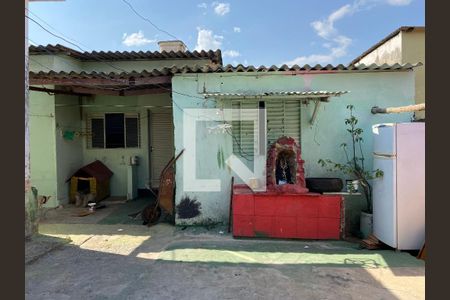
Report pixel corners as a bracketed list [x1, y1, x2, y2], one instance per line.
[373, 153, 396, 159]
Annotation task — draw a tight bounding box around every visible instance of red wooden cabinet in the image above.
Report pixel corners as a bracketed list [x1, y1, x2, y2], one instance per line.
[232, 185, 342, 240]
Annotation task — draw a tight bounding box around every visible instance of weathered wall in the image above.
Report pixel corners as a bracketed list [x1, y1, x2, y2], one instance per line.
[25, 0, 37, 238]
[55, 94, 84, 204]
[171, 71, 415, 225]
[29, 54, 83, 73]
[357, 29, 425, 120]
[402, 30, 425, 119]
[29, 89, 58, 207]
[81, 93, 172, 196]
[358, 33, 402, 65]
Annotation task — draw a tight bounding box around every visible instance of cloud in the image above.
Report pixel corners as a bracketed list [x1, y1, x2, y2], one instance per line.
[284, 54, 336, 66]
[233, 27, 241, 33]
[194, 28, 223, 51]
[122, 31, 155, 47]
[284, 0, 400, 66]
[212, 2, 230, 16]
[223, 50, 241, 58]
[310, 3, 359, 39]
[197, 2, 207, 9]
[386, 0, 412, 5]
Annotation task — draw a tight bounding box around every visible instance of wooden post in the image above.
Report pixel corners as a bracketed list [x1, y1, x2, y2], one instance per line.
[309, 100, 321, 125]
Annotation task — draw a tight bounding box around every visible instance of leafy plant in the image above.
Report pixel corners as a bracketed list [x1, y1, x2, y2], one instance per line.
[318, 105, 383, 213]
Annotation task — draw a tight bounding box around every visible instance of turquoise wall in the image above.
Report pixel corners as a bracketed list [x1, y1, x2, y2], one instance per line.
[171, 71, 416, 225]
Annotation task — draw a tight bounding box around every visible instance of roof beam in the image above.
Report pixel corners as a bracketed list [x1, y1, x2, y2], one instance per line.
[68, 86, 171, 96]
[31, 85, 171, 96]
[30, 75, 172, 86]
[70, 86, 120, 96]
[122, 88, 170, 96]
[29, 86, 90, 96]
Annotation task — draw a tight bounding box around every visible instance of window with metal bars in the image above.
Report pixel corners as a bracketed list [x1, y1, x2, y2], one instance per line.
[87, 113, 140, 148]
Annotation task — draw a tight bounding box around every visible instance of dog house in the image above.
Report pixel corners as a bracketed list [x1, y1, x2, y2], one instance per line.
[68, 160, 113, 203]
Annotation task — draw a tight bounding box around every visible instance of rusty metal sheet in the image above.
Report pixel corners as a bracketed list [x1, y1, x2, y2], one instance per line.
[157, 149, 184, 215]
[158, 167, 175, 215]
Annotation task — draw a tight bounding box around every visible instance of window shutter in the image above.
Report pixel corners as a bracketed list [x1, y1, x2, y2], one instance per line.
[105, 113, 125, 148]
[266, 100, 285, 145]
[283, 100, 301, 143]
[125, 113, 140, 148]
[266, 99, 301, 145]
[232, 99, 301, 159]
[88, 115, 105, 148]
[232, 100, 258, 159]
[231, 101, 241, 155]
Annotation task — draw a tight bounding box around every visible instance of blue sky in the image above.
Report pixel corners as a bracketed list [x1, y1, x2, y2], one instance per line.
[28, 0, 424, 66]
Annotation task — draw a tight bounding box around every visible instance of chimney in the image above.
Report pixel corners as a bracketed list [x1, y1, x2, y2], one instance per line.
[158, 40, 187, 52]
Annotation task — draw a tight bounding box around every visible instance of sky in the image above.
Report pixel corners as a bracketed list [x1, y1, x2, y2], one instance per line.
[27, 0, 425, 67]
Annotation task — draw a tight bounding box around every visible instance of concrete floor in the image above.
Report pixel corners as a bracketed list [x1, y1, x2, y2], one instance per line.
[39, 197, 140, 225]
[26, 221, 425, 300]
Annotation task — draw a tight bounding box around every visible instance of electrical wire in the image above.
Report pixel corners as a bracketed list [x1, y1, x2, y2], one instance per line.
[27, 9, 255, 160]
[26, 14, 209, 101]
[25, 7, 92, 51]
[120, 0, 180, 41]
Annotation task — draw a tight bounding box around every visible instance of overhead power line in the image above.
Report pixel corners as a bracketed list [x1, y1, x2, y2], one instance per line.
[26, 15, 86, 53]
[25, 7, 91, 51]
[120, 0, 180, 41]
[27, 15, 205, 99]
[27, 8, 253, 160]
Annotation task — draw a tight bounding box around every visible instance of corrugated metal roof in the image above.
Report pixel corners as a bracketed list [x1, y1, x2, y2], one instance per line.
[29, 44, 223, 65]
[202, 91, 349, 98]
[29, 62, 422, 80]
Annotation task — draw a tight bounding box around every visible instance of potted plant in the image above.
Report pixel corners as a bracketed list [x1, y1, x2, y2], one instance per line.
[318, 105, 383, 238]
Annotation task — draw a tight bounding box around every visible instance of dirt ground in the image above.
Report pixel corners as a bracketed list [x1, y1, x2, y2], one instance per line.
[26, 220, 425, 300]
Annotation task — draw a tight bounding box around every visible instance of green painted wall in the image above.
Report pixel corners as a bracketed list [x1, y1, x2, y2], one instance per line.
[28, 52, 214, 205]
[29, 55, 83, 73]
[171, 71, 416, 225]
[55, 94, 84, 204]
[30, 90, 172, 205]
[29, 89, 58, 207]
[81, 93, 172, 196]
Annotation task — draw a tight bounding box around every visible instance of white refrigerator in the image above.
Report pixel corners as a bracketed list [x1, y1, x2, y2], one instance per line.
[372, 122, 425, 250]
